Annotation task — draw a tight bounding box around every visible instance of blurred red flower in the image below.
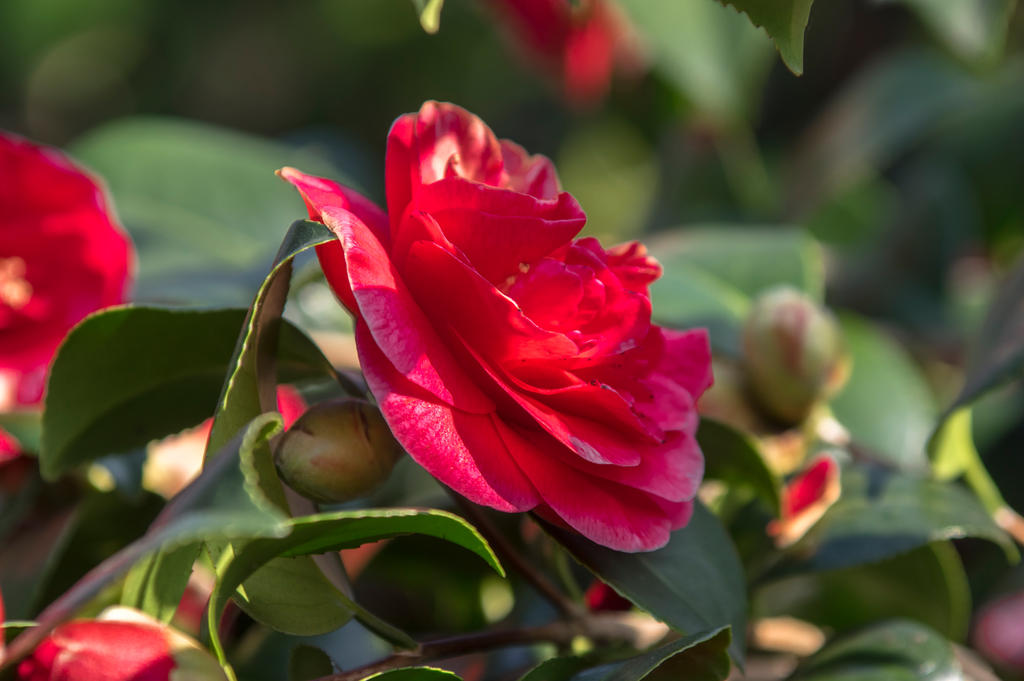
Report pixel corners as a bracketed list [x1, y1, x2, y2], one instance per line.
[281, 101, 711, 552]
[487, 0, 644, 106]
[0, 132, 133, 410]
[14, 607, 226, 681]
[767, 453, 841, 547]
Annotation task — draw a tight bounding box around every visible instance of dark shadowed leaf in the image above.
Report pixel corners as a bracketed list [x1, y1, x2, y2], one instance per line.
[755, 542, 971, 641]
[547, 503, 747, 664]
[519, 627, 731, 681]
[775, 463, 1016, 575]
[362, 669, 462, 681]
[787, 620, 962, 681]
[289, 644, 335, 681]
[951, 252, 1024, 411]
[699, 419, 780, 514]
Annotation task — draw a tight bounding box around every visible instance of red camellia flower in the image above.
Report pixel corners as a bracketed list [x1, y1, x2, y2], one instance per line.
[14, 607, 227, 681]
[0, 131, 133, 409]
[487, 0, 643, 106]
[280, 101, 711, 551]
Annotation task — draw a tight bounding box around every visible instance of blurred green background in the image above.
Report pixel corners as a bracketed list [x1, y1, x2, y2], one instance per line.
[3, 0, 1024, 676]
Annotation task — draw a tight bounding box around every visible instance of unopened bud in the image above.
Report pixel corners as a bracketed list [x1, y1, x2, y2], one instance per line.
[275, 398, 402, 503]
[742, 287, 844, 424]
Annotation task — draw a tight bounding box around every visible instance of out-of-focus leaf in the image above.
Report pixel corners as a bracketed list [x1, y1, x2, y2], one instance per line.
[39, 306, 332, 481]
[208, 509, 502, 670]
[651, 227, 824, 302]
[716, 0, 816, 75]
[756, 542, 971, 641]
[362, 670, 461, 681]
[0, 416, 289, 671]
[120, 542, 201, 623]
[69, 117, 347, 307]
[699, 419, 780, 514]
[519, 627, 731, 681]
[547, 503, 747, 664]
[776, 463, 1017, 575]
[787, 620, 962, 681]
[288, 644, 335, 681]
[951, 252, 1024, 411]
[789, 51, 978, 213]
[649, 226, 824, 353]
[618, 0, 772, 123]
[881, 0, 1019, 65]
[411, 0, 444, 34]
[829, 315, 937, 472]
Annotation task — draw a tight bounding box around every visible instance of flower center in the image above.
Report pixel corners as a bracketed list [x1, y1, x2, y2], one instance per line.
[0, 257, 32, 310]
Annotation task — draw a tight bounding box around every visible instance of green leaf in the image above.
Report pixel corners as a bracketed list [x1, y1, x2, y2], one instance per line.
[950, 251, 1024, 411]
[288, 644, 335, 681]
[546, 503, 747, 664]
[617, 0, 772, 123]
[829, 315, 938, 472]
[0, 416, 289, 671]
[206, 219, 334, 459]
[68, 117, 349, 307]
[698, 419, 780, 514]
[649, 226, 824, 353]
[411, 0, 444, 34]
[928, 407, 1007, 516]
[716, 0, 816, 75]
[788, 620, 962, 681]
[756, 542, 972, 642]
[882, 0, 1019, 65]
[200, 219, 352, 644]
[120, 542, 202, 623]
[208, 509, 502, 670]
[776, 463, 1017, 575]
[520, 627, 731, 681]
[362, 669, 462, 681]
[39, 306, 333, 481]
[652, 227, 824, 301]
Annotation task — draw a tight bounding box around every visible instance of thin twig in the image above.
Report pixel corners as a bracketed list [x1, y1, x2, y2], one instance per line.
[450, 494, 584, 618]
[313, 613, 666, 681]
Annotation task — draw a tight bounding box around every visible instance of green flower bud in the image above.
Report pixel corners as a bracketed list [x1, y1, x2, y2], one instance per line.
[741, 286, 844, 424]
[275, 398, 403, 503]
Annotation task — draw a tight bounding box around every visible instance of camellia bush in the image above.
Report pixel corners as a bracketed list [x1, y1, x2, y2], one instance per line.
[2, 1, 1024, 680]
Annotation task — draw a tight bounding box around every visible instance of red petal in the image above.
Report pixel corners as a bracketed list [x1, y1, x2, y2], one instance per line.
[319, 205, 493, 413]
[356, 322, 538, 512]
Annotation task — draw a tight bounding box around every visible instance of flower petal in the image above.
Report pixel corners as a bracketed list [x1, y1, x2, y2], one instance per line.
[319, 205, 493, 413]
[357, 321, 538, 512]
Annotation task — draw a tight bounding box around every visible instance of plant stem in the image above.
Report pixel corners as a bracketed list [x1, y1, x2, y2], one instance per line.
[311, 612, 665, 681]
[450, 494, 584, 618]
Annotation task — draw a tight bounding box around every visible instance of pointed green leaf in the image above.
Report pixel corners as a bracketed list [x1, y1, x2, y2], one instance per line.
[546, 503, 747, 664]
[882, 0, 1019, 66]
[362, 670, 461, 681]
[716, 0, 816, 75]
